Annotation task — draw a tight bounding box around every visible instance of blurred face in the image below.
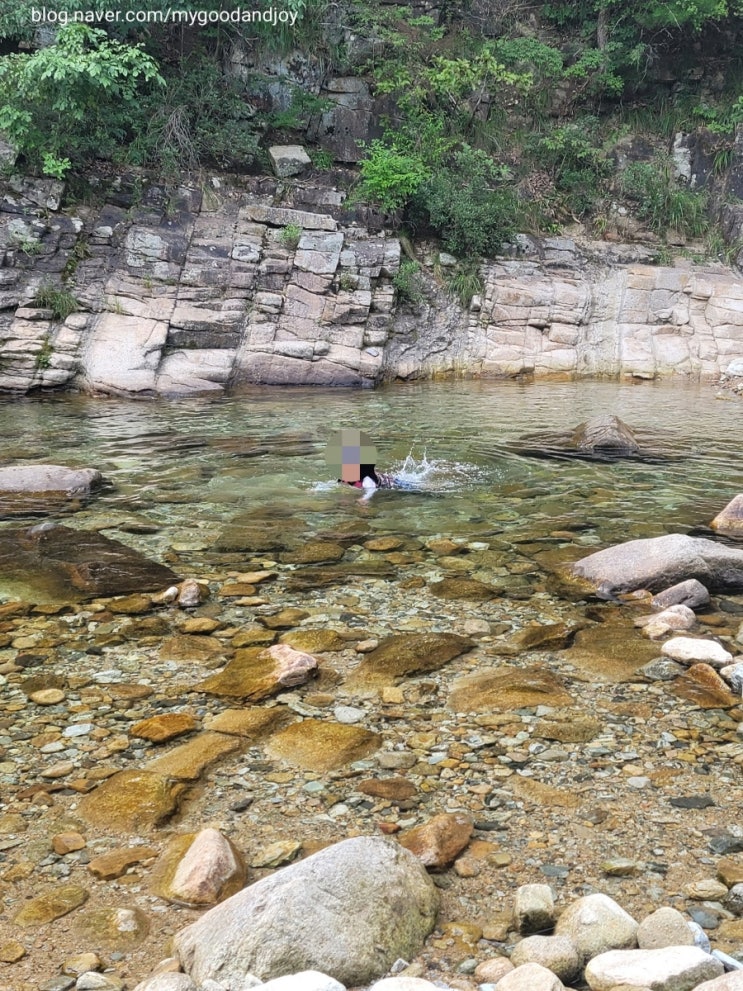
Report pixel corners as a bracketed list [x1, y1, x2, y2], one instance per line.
[325, 428, 377, 481]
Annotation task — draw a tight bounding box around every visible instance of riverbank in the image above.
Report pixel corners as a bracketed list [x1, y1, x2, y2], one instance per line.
[2, 173, 743, 396]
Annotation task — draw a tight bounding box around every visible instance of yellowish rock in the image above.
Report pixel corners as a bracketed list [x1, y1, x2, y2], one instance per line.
[146, 731, 241, 781]
[203, 707, 292, 740]
[52, 831, 86, 855]
[509, 775, 581, 809]
[279, 628, 348, 652]
[29, 688, 66, 705]
[0, 939, 26, 963]
[14, 885, 89, 927]
[449, 665, 573, 712]
[250, 839, 302, 868]
[130, 712, 197, 743]
[88, 845, 159, 880]
[75, 906, 150, 949]
[77, 770, 186, 833]
[267, 719, 380, 772]
[151, 828, 246, 906]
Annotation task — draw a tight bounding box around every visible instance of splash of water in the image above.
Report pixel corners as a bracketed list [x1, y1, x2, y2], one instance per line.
[389, 449, 487, 492]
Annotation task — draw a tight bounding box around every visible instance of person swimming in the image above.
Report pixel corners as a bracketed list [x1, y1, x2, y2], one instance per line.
[338, 463, 401, 501]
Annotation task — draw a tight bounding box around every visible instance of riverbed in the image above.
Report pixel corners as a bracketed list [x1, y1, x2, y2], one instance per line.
[1, 379, 742, 991]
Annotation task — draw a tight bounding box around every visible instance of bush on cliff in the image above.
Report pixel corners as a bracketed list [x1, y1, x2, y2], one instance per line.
[0, 24, 163, 176]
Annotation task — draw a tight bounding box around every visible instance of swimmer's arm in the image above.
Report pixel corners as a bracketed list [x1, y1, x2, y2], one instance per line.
[359, 477, 377, 502]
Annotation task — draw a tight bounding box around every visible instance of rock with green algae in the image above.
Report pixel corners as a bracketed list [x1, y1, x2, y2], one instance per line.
[75, 906, 150, 950]
[14, 885, 88, 926]
[280, 541, 346, 564]
[348, 632, 473, 686]
[77, 770, 186, 833]
[279, 628, 349, 652]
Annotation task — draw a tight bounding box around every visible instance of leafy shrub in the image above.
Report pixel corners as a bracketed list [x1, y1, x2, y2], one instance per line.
[417, 145, 518, 257]
[355, 141, 431, 214]
[528, 118, 612, 216]
[621, 159, 709, 237]
[128, 55, 261, 174]
[392, 260, 424, 304]
[0, 24, 163, 174]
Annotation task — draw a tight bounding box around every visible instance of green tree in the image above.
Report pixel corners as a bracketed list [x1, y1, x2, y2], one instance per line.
[0, 24, 163, 175]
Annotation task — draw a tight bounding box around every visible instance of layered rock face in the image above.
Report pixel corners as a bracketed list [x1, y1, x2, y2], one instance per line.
[2, 176, 743, 395]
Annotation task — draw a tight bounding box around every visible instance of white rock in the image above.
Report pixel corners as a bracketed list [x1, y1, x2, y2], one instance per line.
[637, 907, 695, 949]
[660, 637, 733, 667]
[259, 970, 345, 991]
[585, 946, 724, 991]
[695, 973, 743, 990]
[132, 974, 197, 991]
[165, 828, 244, 906]
[174, 836, 438, 988]
[493, 961, 565, 991]
[554, 893, 638, 963]
[0, 464, 102, 495]
[639, 604, 696, 638]
[720, 662, 743, 694]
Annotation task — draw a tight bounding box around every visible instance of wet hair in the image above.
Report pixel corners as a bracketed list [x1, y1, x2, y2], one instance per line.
[360, 464, 379, 484]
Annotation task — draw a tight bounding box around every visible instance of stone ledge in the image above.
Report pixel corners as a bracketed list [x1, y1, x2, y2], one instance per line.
[242, 204, 337, 231]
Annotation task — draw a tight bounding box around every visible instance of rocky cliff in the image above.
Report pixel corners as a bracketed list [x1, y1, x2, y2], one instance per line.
[1, 172, 743, 395]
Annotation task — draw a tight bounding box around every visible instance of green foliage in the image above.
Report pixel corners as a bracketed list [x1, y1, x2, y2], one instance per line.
[355, 141, 431, 214]
[339, 272, 357, 291]
[32, 282, 79, 321]
[11, 233, 43, 257]
[417, 146, 518, 257]
[392, 260, 424, 304]
[528, 117, 612, 216]
[35, 336, 54, 370]
[127, 55, 260, 174]
[268, 88, 332, 133]
[310, 148, 334, 170]
[620, 159, 709, 237]
[447, 259, 484, 308]
[279, 224, 302, 250]
[0, 25, 163, 174]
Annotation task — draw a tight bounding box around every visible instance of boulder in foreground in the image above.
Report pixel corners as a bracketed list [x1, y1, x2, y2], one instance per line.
[571, 534, 743, 594]
[173, 836, 438, 987]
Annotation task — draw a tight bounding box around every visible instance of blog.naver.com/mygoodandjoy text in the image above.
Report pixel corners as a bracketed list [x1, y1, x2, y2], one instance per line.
[28, 6, 301, 28]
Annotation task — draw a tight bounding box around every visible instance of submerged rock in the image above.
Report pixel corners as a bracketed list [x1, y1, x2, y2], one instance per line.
[173, 836, 439, 987]
[0, 464, 103, 516]
[0, 523, 179, 601]
[571, 533, 743, 594]
[572, 414, 640, 455]
[266, 718, 380, 772]
[77, 770, 186, 833]
[349, 632, 473, 686]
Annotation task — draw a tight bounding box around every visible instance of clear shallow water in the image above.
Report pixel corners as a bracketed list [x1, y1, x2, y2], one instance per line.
[0, 380, 741, 587]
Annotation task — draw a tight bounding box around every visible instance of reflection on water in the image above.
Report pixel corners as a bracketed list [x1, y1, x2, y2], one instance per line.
[0, 381, 741, 586]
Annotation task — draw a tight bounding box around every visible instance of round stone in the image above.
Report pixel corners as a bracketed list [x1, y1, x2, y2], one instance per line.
[29, 688, 66, 705]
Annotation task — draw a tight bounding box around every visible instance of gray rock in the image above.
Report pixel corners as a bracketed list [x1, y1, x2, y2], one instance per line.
[651, 579, 711, 610]
[554, 893, 638, 964]
[720, 663, 743, 693]
[268, 145, 312, 178]
[510, 934, 580, 982]
[571, 534, 743, 594]
[174, 836, 438, 987]
[640, 658, 686, 681]
[513, 884, 556, 935]
[688, 920, 712, 952]
[572, 414, 640, 455]
[725, 882, 743, 916]
[0, 464, 102, 495]
[368, 980, 443, 991]
[584, 946, 723, 991]
[637, 907, 695, 949]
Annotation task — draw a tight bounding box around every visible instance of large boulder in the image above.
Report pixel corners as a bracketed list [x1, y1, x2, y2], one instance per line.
[0, 523, 179, 601]
[571, 415, 640, 455]
[571, 534, 743, 594]
[173, 836, 438, 987]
